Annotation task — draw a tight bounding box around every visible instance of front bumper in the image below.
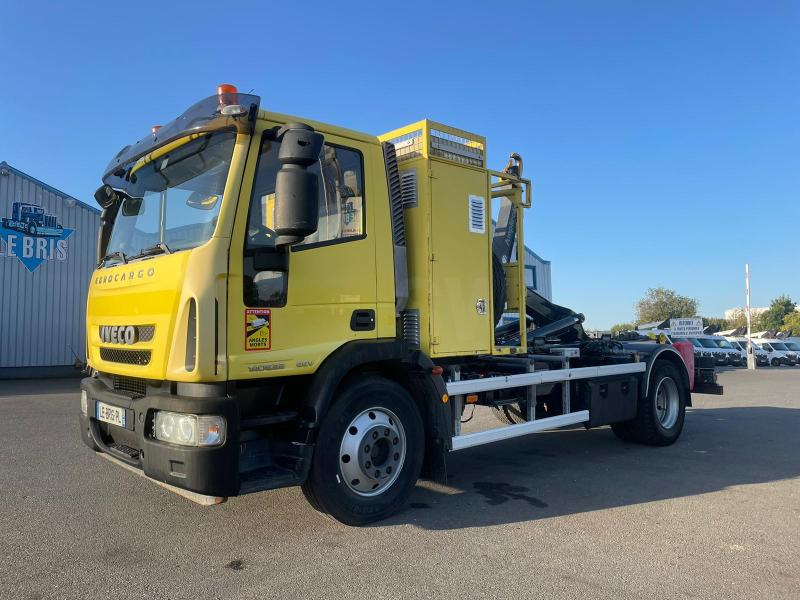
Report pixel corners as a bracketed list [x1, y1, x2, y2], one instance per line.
[79, 377, 240, 497]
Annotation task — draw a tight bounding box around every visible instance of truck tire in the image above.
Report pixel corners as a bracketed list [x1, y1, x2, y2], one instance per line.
[611, 361, 686, 446]
[492, 402, 527, 425]
[492, 253, 506, 326]
[301, 376, 424, 525]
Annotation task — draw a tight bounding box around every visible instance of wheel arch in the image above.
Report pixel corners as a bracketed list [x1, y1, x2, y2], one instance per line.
[303, 339, 451, 482]
[644, 346, 692, 407]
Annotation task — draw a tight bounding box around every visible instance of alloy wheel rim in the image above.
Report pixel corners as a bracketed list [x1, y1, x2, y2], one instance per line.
[339, 407, 406, 497]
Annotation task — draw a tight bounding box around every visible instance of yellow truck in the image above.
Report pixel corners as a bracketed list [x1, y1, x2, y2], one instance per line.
[79, 84, 721, 524]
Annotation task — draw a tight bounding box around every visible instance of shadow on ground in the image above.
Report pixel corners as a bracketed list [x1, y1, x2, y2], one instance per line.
[0, 377, 81, 398]
[382, 405, 800, 530]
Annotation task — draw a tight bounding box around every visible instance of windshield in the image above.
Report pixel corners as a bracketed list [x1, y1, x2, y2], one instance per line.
[713, 339, 734, 349]
[784, 341, 800, 351]
[104, 131, 236, 264]
[697, 338, 720, 349]
[689, 338, 704, 348]
[671, 337, 689, 343]
[770, 342, 789, 351]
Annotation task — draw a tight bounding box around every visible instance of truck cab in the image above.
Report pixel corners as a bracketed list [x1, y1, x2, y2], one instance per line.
[79, 85, 719, 524]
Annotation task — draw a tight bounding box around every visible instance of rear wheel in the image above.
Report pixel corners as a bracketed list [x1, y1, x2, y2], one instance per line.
[492, 402, 527, 425]
[611, 361, 687, 446]
[301, 377, 424, 525]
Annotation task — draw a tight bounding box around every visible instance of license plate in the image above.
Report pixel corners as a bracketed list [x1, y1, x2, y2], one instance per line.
[96, 401, 126, 428]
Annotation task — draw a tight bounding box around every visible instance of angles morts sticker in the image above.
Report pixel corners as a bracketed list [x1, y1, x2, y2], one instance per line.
[245, 308, 271, 351]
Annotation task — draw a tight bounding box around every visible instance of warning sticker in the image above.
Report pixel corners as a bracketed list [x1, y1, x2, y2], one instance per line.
[245, 308, 271, 351]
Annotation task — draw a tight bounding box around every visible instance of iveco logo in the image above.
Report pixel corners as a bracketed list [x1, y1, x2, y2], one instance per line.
[99, 325, 138, 345]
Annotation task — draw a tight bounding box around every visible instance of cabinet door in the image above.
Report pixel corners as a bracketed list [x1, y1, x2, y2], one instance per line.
[429, 162, 491, 356]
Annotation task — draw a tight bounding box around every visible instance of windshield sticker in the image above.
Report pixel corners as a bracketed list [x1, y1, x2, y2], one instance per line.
[0, 201, 74, 272]
[245, 308, 271, 351]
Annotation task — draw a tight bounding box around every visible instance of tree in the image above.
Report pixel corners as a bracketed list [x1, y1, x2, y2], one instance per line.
[782, 310, 800, 335]
[760, 295, 796, 331]
[610, 323, 635, 332]
[634, 287, 699, 324]
[701, 317, 730, 332]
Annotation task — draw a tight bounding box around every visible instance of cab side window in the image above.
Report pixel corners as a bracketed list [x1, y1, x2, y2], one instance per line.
[244, 134, 365, 306]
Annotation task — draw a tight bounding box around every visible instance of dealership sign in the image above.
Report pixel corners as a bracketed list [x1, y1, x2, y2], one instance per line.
[670, 318, 703, 337]
[0, 201, 73, 272]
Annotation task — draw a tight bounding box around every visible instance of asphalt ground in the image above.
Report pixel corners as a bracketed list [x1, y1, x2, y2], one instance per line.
[1, 368, 798, 600]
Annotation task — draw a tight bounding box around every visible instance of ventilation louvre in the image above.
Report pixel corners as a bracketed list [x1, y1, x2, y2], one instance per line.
[399, 170, 418, 208]
[468, 195, 486, 234]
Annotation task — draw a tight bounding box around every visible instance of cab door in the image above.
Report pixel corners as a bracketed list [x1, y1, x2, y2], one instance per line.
[227, 121, 378, 379]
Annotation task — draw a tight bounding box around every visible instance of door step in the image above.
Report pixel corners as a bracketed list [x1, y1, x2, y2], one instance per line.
[238, 465, 303, 494]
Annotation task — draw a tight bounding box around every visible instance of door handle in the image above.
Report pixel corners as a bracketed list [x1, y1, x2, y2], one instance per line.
[350, 310, 376, 332]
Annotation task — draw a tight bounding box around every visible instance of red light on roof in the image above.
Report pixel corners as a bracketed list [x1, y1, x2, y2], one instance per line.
[217, 83, 238, 96]
[151, 125, 162, 134]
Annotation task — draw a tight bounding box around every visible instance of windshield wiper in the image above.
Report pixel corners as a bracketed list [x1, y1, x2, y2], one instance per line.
[129, 242, 172, 261]
[100, 251, 127, 266]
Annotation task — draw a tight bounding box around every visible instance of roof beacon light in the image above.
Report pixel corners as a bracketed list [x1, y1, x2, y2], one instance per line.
[151, 125, 162, 135]
[217, 83, 247, 116]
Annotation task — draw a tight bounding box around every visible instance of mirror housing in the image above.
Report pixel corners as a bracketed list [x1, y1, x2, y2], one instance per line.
[94, 184, 122, 210]
[273, 123, 324, 245]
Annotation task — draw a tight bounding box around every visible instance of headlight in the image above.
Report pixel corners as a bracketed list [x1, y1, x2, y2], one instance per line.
[154, 411, 226, 447]
[80, 390, 88, 415]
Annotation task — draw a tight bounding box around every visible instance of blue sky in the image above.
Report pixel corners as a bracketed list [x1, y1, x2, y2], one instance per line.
[1, 1, 797, 328]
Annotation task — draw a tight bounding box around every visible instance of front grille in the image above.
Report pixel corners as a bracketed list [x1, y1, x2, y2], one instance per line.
[138, 325, 155, 342]
[112, 375, 147, 398]
[100, 347, 151, 366]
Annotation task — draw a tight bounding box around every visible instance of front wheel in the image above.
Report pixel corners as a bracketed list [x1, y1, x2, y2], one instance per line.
[771, 358, 780, 367]
[611, 361, 687, 446]
[301, 377, 424, 525]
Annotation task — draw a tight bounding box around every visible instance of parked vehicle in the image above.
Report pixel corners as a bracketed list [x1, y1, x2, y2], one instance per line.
[709, 337, 743, 366]
[692, 336, 730, 366]
[783, 340, 800, 365]
[726, 338, 769, 366]
[758, 340, 797, 366]
[78, 84, 723, 525]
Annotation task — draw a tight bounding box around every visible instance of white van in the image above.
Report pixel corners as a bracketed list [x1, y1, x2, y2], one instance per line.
[783, 339, 800, 365]
[758, 339, 797, 366]
[726, 337, 769, 367]
[691, 336, 730, 366]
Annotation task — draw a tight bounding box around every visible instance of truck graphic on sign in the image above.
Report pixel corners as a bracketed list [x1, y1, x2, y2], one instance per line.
[1, 201, 64, 237]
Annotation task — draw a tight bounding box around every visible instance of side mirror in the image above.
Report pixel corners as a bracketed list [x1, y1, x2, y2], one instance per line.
[273, 123, 324, 245]
[121, 196, 144, 216]
[94, 184, 121, 210]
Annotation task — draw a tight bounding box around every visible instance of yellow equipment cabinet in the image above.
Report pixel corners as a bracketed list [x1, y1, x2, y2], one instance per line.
[79, 85, 708, 526]
[379, 121, 493, 358]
